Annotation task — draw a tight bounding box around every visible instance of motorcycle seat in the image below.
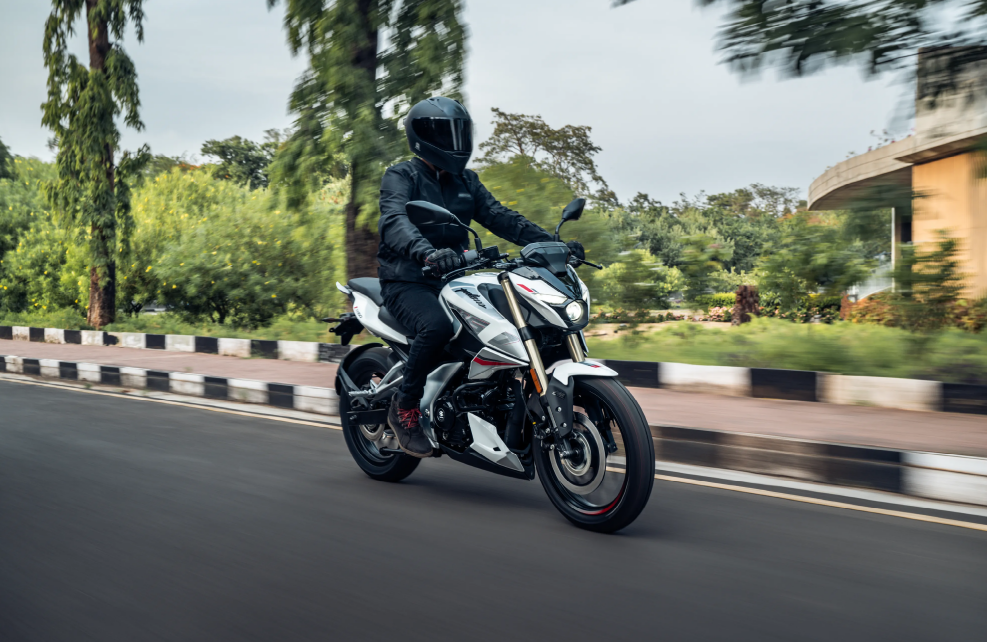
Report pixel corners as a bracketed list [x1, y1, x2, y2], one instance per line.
[348, 277, 415, 340]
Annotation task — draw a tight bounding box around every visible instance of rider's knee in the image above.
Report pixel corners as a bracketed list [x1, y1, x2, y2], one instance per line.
[421, 313, 454, 343]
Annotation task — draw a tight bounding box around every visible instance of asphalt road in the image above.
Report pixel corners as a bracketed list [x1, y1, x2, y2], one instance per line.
[1, 380, 985, 642]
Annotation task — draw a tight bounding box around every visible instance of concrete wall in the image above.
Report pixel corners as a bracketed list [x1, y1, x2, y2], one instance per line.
[911, 151, 987, 298]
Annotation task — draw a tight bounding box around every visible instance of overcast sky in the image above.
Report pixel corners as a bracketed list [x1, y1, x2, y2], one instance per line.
[1, 0, 908, 204]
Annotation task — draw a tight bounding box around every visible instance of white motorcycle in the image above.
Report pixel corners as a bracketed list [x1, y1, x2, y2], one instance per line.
[330, 198, 654, 532]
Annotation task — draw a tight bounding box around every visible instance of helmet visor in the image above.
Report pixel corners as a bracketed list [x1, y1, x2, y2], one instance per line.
[412, 117, 472, 154]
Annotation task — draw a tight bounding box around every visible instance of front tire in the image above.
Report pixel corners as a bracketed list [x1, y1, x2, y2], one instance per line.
[340, 347, 420, 482]
[535, 377, 655, 533]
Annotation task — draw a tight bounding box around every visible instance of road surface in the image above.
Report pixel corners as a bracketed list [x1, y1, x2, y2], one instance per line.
[1, 379, 984, 641]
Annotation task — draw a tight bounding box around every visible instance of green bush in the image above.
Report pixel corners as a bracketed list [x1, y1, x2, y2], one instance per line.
[593, 249, 683, 312]
[693, 292, 735, 310]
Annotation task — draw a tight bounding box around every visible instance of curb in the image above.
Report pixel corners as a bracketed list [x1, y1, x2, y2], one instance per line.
[5, 325, 987, 414]
[2, 352, 984, 507]
[652, 425, 987, 507]
[0, 355, 338, 415]
[0, 325, 351, 363]
[605, 360, 987, 415]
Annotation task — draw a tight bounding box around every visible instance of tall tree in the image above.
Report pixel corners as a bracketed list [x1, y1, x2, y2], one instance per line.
[477, 107, 616, 206]
[267, 0, 466, 279]
[616, 1, 987, 79]
[201, 131, 282, 190]
[42, 0, 148, 327]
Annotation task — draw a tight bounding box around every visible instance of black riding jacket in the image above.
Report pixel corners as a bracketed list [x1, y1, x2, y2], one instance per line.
[378, 158, 553, 284]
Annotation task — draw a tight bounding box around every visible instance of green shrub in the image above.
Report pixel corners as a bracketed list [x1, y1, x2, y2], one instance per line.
[693, 292, 735, 310]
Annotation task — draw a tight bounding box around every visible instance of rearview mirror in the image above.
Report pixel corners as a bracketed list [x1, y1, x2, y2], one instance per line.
[554, 198, 587, 241]
[406, 200, 458, 227]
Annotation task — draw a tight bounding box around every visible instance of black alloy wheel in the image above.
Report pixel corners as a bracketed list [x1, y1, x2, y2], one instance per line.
[340, 347, 420, 482]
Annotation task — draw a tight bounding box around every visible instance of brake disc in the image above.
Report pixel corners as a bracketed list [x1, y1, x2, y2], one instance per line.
[550, 412, 607, 496]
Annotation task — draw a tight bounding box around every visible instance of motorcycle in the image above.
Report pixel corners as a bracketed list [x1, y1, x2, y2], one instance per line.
[329, 198, 654, 532]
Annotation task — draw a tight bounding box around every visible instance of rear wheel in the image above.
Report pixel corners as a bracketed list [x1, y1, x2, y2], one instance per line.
[340, 347, 420, 482]
[535, 377, 654, 533]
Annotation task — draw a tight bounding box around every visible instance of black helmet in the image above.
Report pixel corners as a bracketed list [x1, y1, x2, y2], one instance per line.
[405, 96, 472, 174]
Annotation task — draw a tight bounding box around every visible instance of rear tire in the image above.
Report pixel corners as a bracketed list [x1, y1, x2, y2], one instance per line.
[340, 347, 420, 482]
[535, 377, 654, 533]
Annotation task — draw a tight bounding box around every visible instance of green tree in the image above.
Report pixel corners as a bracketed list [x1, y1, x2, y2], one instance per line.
[0, 137, 12, 181]
[42, 0, 149, 327]
[759, 213, 874, 310]
[617, 1, 987, 80]
[893, 231, 965, 332]
[267, 0, 466, 279]
[201, 131, 282, 190]
[594, 249, 682, 312]
[476, 107, 616, 206]
[679, 233, 734, 304]
[475, 157, 621, 264]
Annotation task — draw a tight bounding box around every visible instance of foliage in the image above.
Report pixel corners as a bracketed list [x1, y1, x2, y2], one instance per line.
[593, 249, 683, 312]
[42, 0, 149, 327]
[586, 317, 987, 385]
[1, 158, 58, 297]
[679, 233, 734, 304]
[847, 235, 984, 333]
[693, 292, 736, 310]
[475, 158, 620, 264]
[201, 131, 282, 190]
[893, 232, 965, 332]
[759, 292, 844, 324]
[0, 137, 12, 181]
[758, 213, 873, 311]
[626, 187, 790, 275]
[615, 1, 987, 79]
[476, 108, 615, 205]
[268, 0, 466, 279]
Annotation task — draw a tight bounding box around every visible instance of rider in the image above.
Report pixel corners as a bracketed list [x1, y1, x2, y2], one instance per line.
[379, 96, 585, 458]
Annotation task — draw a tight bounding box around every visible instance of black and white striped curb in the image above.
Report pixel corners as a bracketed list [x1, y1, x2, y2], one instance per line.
[605, 360, 987, 415]
[0, 355, 338, 415]
[0, 325, 351, 363]
[3, 324, 986, 414]
[653, 424, 987, 507]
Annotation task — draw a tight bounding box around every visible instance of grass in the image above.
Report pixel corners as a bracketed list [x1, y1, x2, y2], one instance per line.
[586, 317, 987, 385]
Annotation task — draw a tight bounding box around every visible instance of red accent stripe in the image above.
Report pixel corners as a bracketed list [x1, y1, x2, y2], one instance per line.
[517, 283, 534, 292]
[473, 357, 515, 367]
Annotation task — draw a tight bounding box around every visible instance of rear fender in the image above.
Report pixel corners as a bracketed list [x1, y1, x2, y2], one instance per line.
[334, 342, 385, 396]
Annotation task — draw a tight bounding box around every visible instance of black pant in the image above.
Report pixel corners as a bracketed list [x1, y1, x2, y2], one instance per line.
[381, 281, 455, 402]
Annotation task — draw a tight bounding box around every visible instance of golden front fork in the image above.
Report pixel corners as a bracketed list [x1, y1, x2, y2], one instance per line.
[565, 333, 585, 363]
[497, 273, 549, 395]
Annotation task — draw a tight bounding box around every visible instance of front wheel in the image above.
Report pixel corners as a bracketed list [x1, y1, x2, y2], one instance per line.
[535, 377, 655, 533]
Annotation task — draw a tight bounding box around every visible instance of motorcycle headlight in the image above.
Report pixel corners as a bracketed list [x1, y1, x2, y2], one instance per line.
[533, 292, 567, 306]
[565, 301, 584, 322]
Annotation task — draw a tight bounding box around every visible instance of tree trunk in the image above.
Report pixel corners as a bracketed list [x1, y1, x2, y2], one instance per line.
[85, 0, 116, 328]
[344, 0, 381, 280]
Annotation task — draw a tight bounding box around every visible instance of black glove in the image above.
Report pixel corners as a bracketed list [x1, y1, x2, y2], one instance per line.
[566, 240, 586, 262]
[424, 248, 464, 276]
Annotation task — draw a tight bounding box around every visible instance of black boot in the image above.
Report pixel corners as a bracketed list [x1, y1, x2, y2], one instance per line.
[387, 394, 433, 458]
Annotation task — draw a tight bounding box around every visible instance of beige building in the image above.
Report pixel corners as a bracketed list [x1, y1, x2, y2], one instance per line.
[809, 48, 987, 298]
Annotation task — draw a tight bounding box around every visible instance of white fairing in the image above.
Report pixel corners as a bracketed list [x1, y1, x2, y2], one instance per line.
[442, 274, 528, 366]
[507, 273, 567, 328]
[550, 360, 618, 384]
[468, 346, 527, 380]
[350, 292, 409, 345]
[467, 413, 524, 472]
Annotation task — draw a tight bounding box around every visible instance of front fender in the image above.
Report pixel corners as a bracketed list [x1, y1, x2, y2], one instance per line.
[550, 360, 617, 385]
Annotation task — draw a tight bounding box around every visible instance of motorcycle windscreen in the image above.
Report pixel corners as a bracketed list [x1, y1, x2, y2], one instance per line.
[412, 117, 472, 154]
